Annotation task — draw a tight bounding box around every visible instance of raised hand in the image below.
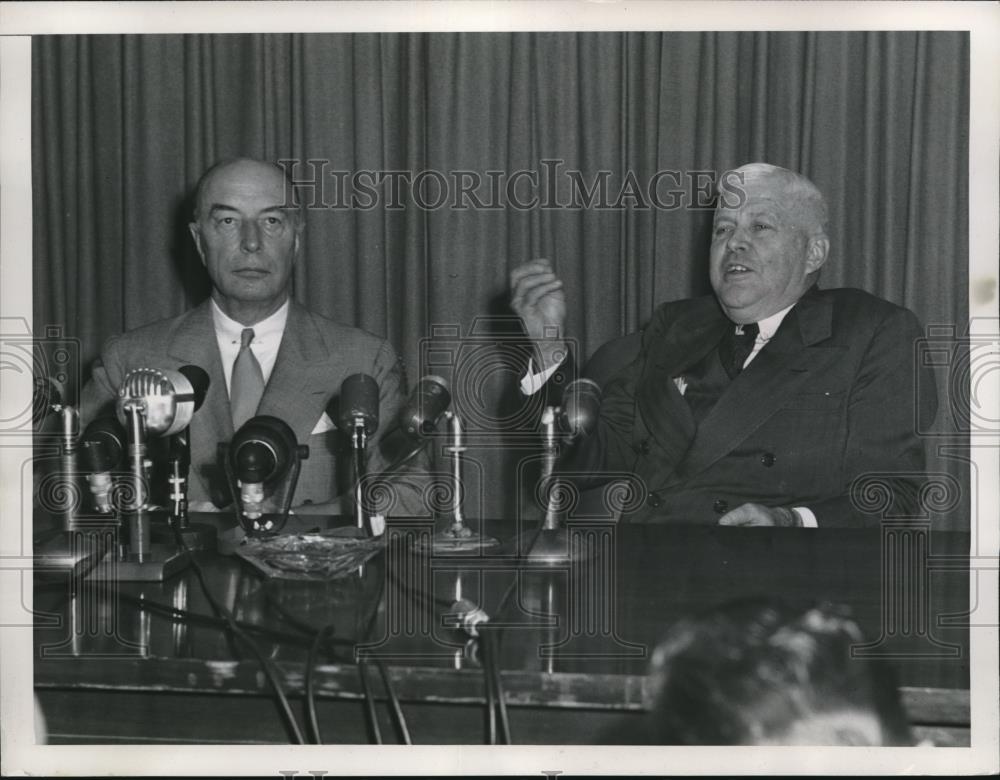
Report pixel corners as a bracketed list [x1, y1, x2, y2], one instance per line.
[510, 258, 567, 371]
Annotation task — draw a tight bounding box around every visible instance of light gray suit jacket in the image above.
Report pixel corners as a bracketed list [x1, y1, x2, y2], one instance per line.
[79, 299, 426, 516]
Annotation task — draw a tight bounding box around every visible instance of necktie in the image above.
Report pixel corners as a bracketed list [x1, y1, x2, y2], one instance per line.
[230, 327, 264, 430]
[719, 322, 760, 379]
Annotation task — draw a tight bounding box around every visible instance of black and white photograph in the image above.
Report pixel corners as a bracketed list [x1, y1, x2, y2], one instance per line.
[1, 1, 997, 776]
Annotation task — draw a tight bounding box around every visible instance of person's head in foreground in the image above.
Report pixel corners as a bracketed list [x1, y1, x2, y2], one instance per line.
[648, 599, 912, 745]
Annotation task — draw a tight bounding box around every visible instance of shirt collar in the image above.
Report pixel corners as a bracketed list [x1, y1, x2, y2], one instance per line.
[756, 302, 796, 340]
[211, 298, 290, 343]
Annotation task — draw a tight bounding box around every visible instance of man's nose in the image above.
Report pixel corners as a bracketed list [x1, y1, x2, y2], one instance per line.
[726, 225, 749, 252]
[240, 220, 261, 253]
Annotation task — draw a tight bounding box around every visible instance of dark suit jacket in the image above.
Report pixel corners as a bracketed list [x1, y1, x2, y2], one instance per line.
[560, 288, 937, 527]
[79, 299, 425, 515]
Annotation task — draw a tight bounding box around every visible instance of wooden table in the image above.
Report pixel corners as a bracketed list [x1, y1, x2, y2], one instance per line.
[34, 514, 971, 745]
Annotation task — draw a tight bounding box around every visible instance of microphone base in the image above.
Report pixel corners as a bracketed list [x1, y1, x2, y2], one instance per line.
[35, 526, 114, 579]
[152, 520, 218, 552]
[418, 521, 501, 555]
[516, 527, 598, 565]
[85, 544, 190, 582]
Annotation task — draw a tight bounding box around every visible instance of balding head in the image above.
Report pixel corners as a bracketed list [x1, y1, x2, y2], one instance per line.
[192, 158, 303, 225]
[723, 163, 829, 239]
[710, 163, 831, 323]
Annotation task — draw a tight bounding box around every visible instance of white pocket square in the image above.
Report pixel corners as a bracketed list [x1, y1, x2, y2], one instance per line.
[311, 412, 337, 435]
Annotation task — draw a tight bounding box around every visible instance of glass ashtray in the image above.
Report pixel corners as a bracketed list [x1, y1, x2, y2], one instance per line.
[236, 528, 384, 581]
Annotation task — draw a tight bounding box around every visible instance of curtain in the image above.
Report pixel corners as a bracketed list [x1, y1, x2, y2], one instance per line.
[32, 32, 969, 528]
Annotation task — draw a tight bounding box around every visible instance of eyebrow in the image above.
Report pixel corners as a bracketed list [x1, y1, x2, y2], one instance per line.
[207, 204, 292, 216]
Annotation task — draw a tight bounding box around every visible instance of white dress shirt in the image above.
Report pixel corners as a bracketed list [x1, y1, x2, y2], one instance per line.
[519, 301, 817, 527]
[211, 299, 289, 394]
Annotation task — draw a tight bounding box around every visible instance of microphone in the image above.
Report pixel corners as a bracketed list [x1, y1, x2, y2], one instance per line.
[32, 375, 65, 425]
[229, 415, 300, 521]
[115, 366, 206, 436]
[337, 373, 380, 437]
[177, 364, 210, 412]
[81, 417, 126, 513]
[558, 378, 602, 439]
[398, 375, 451, 439]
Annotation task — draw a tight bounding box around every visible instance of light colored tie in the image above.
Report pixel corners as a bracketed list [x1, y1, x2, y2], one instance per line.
[230, 327, 264, 430]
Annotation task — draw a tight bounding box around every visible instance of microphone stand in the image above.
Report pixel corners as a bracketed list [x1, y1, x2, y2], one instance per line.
[156, 429, 217, 551]
[35, 404, 114, 577]
[423, 411, 499, 554]
[518, 406, 596, 564]
[88, 403, 189, 582]
[351, 416, 375, 536]
[223, 445, 307, 538]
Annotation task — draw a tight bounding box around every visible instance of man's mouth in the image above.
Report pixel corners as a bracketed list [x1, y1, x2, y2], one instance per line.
[724, 263, 753, 276]
[233, 268, 270, 278]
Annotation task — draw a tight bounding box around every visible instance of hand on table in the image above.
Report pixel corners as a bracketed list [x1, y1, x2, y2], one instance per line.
[717, 502, 802, 527]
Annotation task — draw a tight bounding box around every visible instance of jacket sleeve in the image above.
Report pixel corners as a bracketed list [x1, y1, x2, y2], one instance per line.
[78, 335, 126, 426]
[364, 338, 433, 519]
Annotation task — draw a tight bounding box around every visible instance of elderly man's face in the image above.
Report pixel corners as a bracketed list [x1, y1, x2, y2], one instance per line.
[709, 174, 826, 324]
[189, 161, 300, 322]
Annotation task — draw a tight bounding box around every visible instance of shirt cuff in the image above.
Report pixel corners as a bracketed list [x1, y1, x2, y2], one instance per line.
[792, 507, 818, 528]
[520, 358, 563, 395]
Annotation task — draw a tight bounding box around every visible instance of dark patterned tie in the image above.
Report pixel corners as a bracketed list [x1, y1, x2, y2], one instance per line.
[719, 322, 760, 379]
[230, 327, 264, 430]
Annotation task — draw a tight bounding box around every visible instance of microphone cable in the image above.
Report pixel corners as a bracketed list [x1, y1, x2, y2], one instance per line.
[266, 562, 413, 745]
[170, 523, 307, 744]
[480, 627, 512, 744]
[305, 624, 337, 744]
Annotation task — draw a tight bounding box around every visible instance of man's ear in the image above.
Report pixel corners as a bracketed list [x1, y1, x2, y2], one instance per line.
[805, 235, 830, 275]
[291, 214, 304, 259]
[188, 223, 205, 265]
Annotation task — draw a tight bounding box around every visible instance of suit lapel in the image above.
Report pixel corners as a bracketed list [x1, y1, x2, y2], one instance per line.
[670, 290, 839, 483]
[166, 300, 231, 500]
[637, 299, 728, 468]
[257, 301, 333, 444]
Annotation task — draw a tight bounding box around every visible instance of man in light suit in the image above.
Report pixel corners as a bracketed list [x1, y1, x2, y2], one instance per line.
[80, 158, 422, 518]
[511, 163, 937, 527]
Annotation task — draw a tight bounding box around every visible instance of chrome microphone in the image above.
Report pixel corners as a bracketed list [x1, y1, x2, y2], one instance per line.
[399, 375, 451, 439]
[558, 378, 602, 439]
[115, 366, 206, 436]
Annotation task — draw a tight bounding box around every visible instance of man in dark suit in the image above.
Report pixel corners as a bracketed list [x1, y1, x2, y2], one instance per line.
[80, 158, 423, 518]
[511, 162, 936, 527]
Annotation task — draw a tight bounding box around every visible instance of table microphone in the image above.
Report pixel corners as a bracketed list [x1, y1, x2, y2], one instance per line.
[32, 375, 66, 427]
[115, 365, 208, 437]
[558, 378, 602, 439]
[399, 375, 451, 439]
[81, 417, 126, 513]
[229, 415, 300, 520]
[337, 373, 380, 439]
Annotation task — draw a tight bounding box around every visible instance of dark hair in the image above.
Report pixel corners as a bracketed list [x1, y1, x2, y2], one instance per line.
[648, 599, 913, 745]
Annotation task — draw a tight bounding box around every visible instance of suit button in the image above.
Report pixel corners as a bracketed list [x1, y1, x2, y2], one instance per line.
[713, 499, 729, 514]
[638, 439, 651, 455]
[646, 492, 663, 508]
[760, 452, 776, 467]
